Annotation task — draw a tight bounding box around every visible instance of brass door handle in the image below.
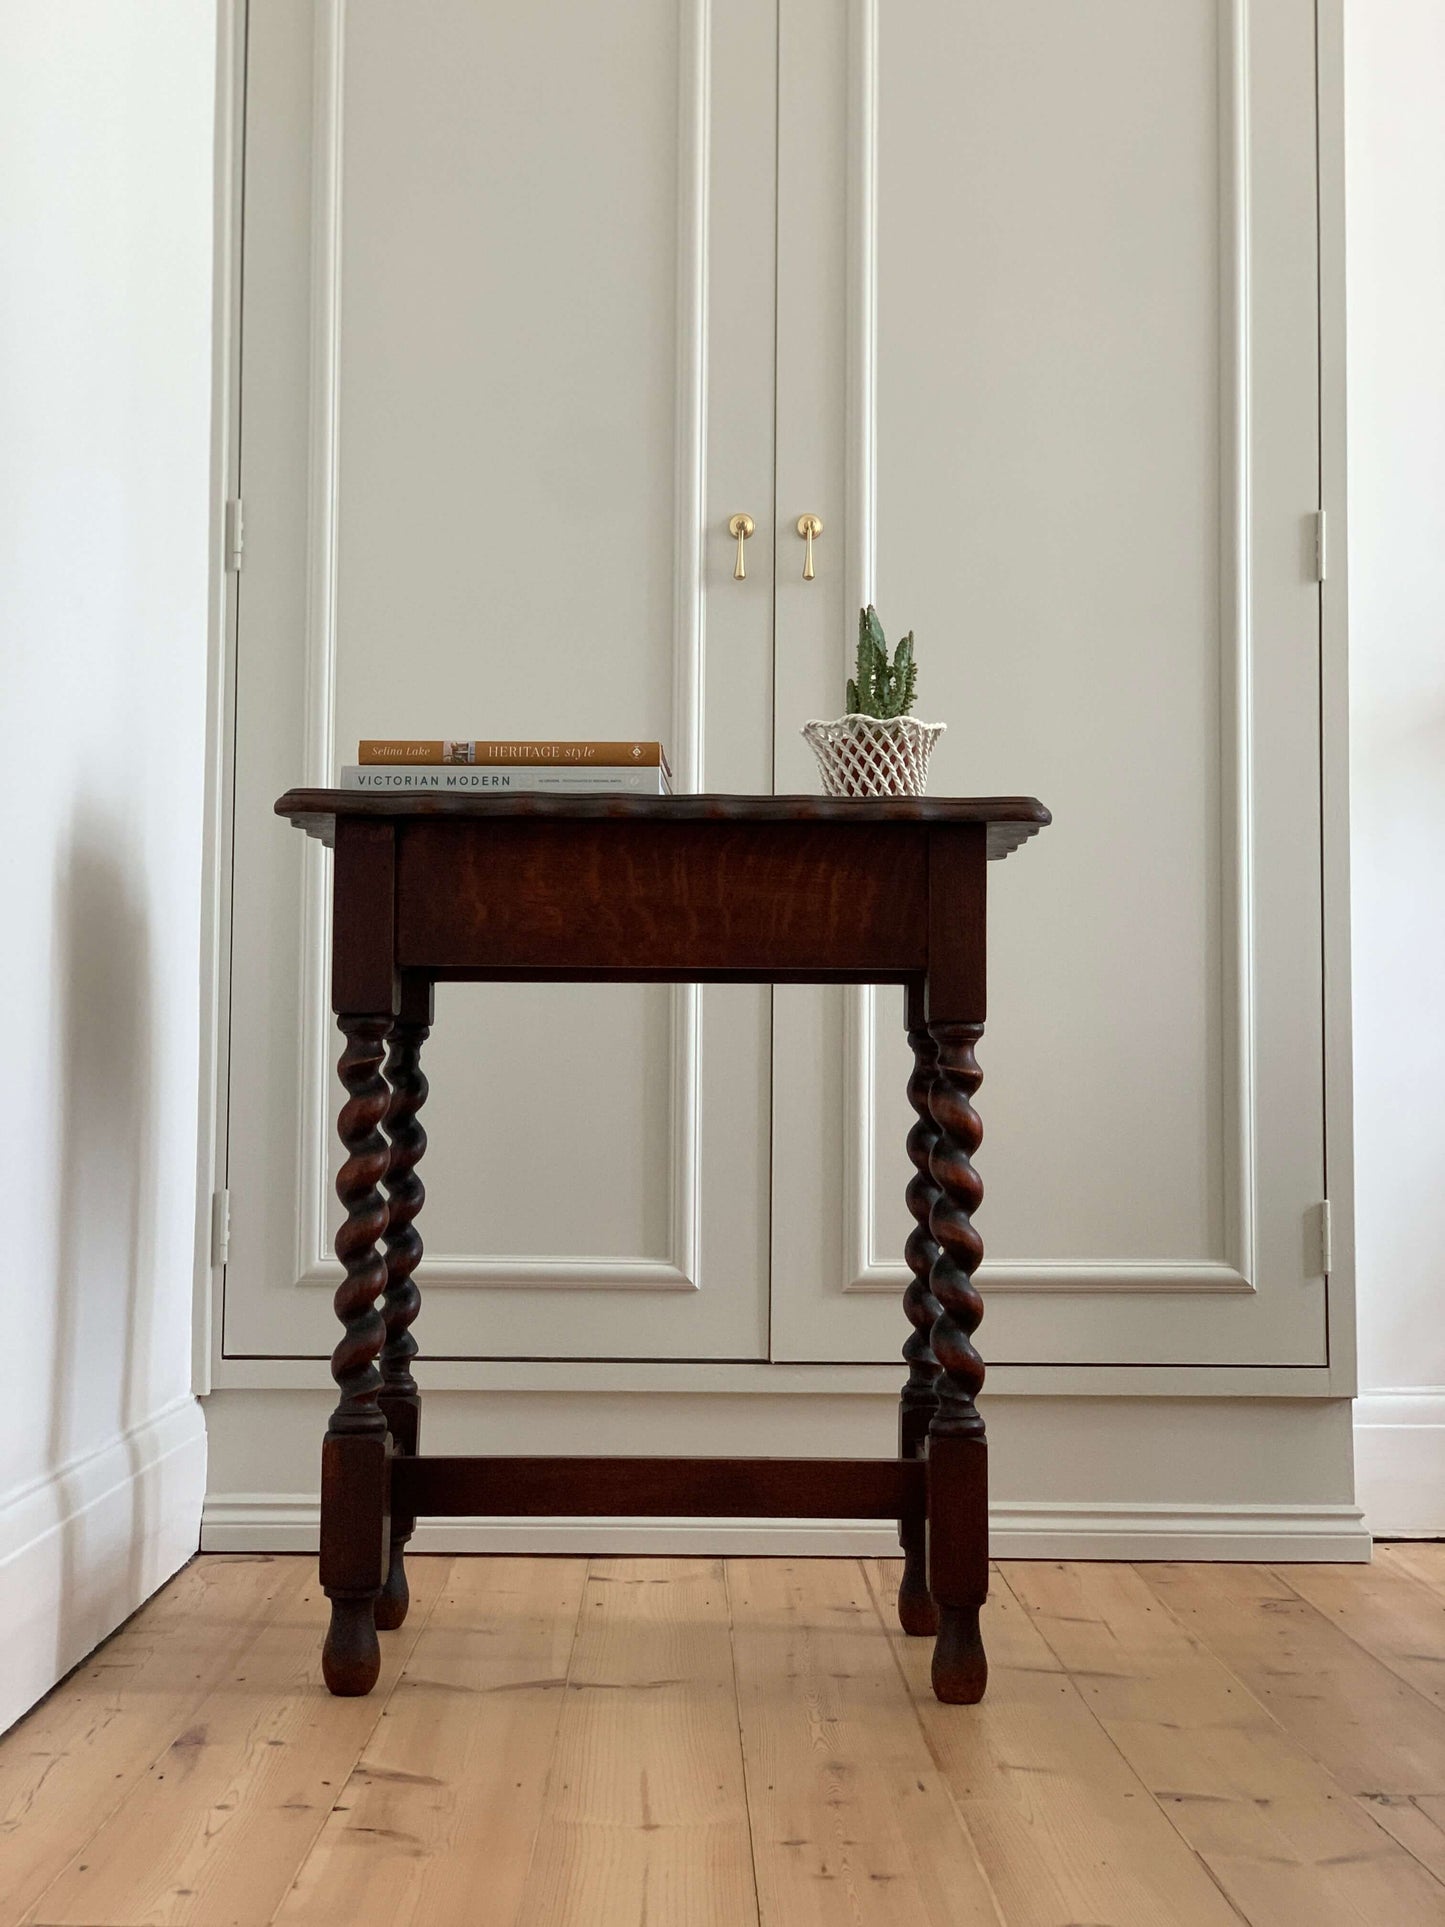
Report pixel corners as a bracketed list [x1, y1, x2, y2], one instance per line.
[796, 514, 823, 580]
[727, 513, 755, 580]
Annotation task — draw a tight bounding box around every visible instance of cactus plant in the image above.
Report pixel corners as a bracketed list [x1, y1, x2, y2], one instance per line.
[803, 603, 941, 795]
[846, 605, 918, 719]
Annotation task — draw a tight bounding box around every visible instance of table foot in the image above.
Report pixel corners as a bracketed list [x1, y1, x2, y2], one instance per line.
[898, 1562, 939, 1636]
[323, 1594, 382, 1696]
[931, 1604, 987, 1703]
[374, 1542, 411, 1630]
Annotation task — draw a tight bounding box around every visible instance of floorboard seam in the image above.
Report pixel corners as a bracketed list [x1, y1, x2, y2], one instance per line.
[507, 1555, 599, 1924]
[263, 1556, 455, 1926]
[18, 1554, 1445, 1925]
[1002, 1563, 1255, 1926]
[720, 1560, 765, 1927]
[857, 1557, 1011, 1927]
[1268, 1556, 1445, 1710]
[17, 1558, 306, 1927]
[1379, 1545, 1445, 1605]
[1130, 1560, 1445, 1898]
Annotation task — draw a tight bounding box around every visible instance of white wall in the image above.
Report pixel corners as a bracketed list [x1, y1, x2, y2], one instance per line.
[1346, 1, 1445, 1535]
[0, 3, 217, 1730]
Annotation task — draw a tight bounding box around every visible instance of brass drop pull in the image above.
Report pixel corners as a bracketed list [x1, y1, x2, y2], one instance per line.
[727, 513, 755, 580]
[796, 513, 823, 580]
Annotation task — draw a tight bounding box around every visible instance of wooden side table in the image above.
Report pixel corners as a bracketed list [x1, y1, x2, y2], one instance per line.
[276, 790, 1049, 1704]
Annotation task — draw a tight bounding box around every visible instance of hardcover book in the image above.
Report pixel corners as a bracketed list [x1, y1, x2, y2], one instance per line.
[340, 765, 672, 794]
[358, 739, 671, 776]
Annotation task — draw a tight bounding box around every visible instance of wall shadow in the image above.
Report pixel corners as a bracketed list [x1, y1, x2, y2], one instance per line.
[46, 795, 163, 1677]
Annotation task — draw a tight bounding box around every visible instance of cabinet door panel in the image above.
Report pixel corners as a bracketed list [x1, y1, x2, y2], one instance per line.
[772, 0, 1326, 1366]
[225, 0, 777, 1361]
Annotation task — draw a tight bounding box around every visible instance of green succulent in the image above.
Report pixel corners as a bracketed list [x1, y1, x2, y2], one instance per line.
[846, 605, 918, 719]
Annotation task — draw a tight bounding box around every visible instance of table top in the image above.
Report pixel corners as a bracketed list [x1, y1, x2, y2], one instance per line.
[275, 789, 1051, 860]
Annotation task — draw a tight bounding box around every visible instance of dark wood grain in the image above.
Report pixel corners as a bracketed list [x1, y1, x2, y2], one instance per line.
[927, 824, 987, 1023]
[319, 1012, 392, 1690]
[286, 780, 1050, 1704]
[318, 1432, 389, 1696]
[396, 818, 929, 977]
[898, 982, 942, 1637]
[925, 1020, 990, 1704]
[394, 1455, 924, 1521]
[327, 1016, 392, 1439]
[331, 820, 398, 1016]
[276, 788, 1050, 863]
[374, 977, 432, 1632]
[318, 1433, 390, 1585]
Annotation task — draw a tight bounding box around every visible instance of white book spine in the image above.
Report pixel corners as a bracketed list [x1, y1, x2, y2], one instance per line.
[339, 765, 672, 794]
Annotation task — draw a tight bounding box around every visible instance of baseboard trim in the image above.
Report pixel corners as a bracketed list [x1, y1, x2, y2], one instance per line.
[201, 1493, 1369, 1562]
[991, 1500, 1368, 1561]
[1, 1398, 208, 1734]
[1354, 1389, 1445, 1538]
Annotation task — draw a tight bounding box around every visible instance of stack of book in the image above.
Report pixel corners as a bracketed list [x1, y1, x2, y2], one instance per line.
[339, 739, 673, 795]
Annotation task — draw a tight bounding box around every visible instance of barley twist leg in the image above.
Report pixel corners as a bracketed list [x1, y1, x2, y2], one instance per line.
[375, 990, 431, 1630]
[926, 1021, 988, 1703]
[321, 1013, 392, 1695]
[898, 1014, 941, 1635]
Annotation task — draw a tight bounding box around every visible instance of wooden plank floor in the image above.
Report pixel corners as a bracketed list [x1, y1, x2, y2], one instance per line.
[5, 1553, 1445, 1926]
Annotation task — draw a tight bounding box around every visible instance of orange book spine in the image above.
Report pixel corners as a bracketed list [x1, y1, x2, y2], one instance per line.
[358, 739, 671, 776]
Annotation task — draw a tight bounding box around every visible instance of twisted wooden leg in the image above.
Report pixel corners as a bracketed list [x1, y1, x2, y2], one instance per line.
[898, 1008, 941, 1635]
[320, 1013, 392, 1696]
[375, 986, 431, 1631]
[926, 1021, 989, 1704]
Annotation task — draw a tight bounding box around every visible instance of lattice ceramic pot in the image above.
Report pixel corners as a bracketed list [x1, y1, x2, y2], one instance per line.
[801, 713, 946, 798]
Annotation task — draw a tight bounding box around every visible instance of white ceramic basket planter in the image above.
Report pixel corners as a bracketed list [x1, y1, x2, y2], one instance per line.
[801, 713, 946, 798]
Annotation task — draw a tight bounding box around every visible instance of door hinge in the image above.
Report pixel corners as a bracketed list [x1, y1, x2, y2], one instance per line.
[210, 1187, 231, 1268]
[1315, 1198, 1332, 1276]
[224, 497, 245, 573]
[1313, 509, 1327, 583]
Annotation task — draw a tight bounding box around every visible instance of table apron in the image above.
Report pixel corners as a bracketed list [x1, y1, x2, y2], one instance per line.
[393, 817, 931, 977]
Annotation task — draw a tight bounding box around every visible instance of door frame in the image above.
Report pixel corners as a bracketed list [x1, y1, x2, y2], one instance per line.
[192, 0, 247, 1401]
[193, 0, 1355, 1402]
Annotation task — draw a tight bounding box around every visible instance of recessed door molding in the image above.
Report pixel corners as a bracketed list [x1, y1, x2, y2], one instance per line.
[841, 0, 1259, 1301]
[214, 0, 1343, 1384]
[289, 0, 710, 1298]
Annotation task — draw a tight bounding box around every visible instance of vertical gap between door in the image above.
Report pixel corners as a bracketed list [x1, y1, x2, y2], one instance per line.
[1311, 0, 1331, 1360]
[219, 0, 253, 1362]
[765, 0, 782, 1361]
